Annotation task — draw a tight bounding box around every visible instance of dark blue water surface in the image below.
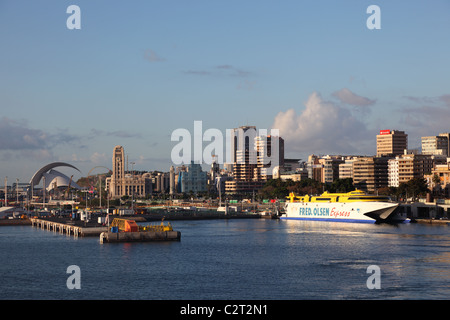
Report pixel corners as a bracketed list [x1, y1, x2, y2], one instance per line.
[1, 219, 449, 300]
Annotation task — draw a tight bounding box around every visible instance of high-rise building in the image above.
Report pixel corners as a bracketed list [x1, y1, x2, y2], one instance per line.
[228, 126, 258, 190]
[255, 135, 285, 181]
[421, 134, 449, 156]
[376, 130, 408, 157]
[229, 126, 257, 164]
[226, 126, 284, 194]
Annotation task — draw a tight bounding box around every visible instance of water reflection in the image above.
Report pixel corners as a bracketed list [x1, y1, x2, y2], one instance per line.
[1, 219, 449, 299]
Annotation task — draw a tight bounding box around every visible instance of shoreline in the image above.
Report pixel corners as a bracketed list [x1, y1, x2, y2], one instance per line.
[2, 214, 448, 227]
[0, 211, 261, 227]
[0, 219, 32, 226]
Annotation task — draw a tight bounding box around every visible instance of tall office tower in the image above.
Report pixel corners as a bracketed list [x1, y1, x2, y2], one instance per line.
[226, 126, 260, 194]
[229, 126, 258, 182]
[376, 130, 408, 157]
[229, 126, 257, 164]
[255, 135, 285, 181]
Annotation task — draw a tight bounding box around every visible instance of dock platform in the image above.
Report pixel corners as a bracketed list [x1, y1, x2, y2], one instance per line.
[100, 230, 181, 243]
[30, 218, 108, 237]
[414, 218, 449, 226]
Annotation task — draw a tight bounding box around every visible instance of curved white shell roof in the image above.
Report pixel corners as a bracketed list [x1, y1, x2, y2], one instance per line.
[42, 169, 82, 191]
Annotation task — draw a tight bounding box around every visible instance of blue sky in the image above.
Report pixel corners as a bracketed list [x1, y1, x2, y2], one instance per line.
[1, 0, 450, 183]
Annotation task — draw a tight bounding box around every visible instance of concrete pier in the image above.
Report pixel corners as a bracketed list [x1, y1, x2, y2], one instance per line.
[100, 230, 181, 243]
[30, 217, 181, 242]
[30, 218, 108, 237]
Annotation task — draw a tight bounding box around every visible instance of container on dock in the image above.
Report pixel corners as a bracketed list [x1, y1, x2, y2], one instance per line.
[100, 218, 181, 243]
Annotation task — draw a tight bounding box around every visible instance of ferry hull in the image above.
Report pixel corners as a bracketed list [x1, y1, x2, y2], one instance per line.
[281, 201, 400, 223]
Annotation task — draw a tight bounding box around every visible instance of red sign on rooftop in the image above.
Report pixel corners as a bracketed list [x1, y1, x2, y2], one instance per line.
[379, 130, 391, 135]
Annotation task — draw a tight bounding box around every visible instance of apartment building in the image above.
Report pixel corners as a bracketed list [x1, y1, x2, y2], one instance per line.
[338, 157, 361, 180]
[388, 153, 441, 187]
[421, 134, 449, 156]
[178, 161, 207, 193]
[427, 163, 450, 196]
[388, 158, 399, 187]
[353, 157, 389, 192]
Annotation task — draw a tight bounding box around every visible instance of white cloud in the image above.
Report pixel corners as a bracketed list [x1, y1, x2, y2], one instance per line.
[272, 91, 372, 156]
[332, 88, 376, 107]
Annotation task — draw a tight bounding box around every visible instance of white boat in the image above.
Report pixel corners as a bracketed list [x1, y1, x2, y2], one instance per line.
[282, 190, 407, 223]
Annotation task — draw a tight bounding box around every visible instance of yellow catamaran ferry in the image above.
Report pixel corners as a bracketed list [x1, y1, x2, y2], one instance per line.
[282, 190, 407, 223]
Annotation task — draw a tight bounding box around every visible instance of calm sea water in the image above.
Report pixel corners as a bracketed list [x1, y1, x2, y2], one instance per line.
[1, 219, 449, 300]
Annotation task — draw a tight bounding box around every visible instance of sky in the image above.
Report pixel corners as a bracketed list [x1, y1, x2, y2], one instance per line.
[1, 0, 450, 184]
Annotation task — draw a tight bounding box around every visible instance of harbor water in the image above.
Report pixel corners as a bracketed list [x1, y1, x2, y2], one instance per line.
[1, 219, 449, 300]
